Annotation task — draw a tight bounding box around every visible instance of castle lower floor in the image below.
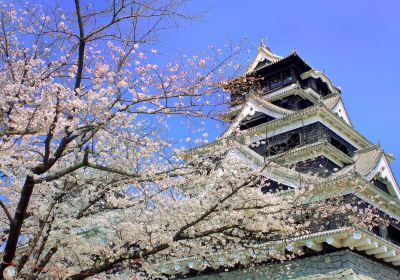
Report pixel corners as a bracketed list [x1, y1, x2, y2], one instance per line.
[186, 249, 400, 280]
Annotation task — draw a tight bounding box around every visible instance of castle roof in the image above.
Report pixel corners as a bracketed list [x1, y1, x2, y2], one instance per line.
[180, 43, 400, 277]
[246, 41, 312, 75]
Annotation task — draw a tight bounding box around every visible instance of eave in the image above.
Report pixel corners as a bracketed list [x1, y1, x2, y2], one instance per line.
[247, 51, 312, 76]
[152, 227, 400, 276]
[224, 83, 320, 121]
[190, 104, 372, 157]
[311, 173, 400, 220]
[223, 83, 301, 120]
[300, 69, 341, 94]
[240, 104, 371, 149]
[270, 140, 355, 168]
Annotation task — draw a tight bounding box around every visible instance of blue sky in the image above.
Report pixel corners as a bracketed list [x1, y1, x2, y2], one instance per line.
[156, 0, 400, 179]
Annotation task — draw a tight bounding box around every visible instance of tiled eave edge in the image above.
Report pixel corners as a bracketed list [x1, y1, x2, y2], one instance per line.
[237, 144, 315, 184]
[240, 104, 371, 148]
[300, 70, 340, 95]
[150, 227, 400, 276]
[310, 173, 400, 221]
[221, 83, 301, 120]
[269, 140, 355, 167]
[189, 104, 372, 157]
[246, 52, 313, 76]
[222, 83, 324, 121]
[263, 83, 320, 103]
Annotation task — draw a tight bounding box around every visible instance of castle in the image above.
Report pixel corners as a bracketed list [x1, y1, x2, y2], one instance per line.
[156, 41, 400, 279]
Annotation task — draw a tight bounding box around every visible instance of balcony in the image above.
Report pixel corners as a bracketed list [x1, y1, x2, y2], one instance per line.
[251, 122, 357, 158]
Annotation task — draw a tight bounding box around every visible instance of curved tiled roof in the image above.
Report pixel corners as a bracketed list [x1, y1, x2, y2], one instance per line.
[353, 145, 383, 177]
[323, 95, 341, 110]
[220, 95, 294, 138]
[247, 51, 312, 75]
[250, 94, 293, 116]
[153, 227, 400, 276]
[300, 69, 341, 94]
[246, 40, 283, 73]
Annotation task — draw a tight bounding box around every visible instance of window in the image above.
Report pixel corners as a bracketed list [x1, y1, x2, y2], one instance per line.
[371, 178, 391, 195]
[330, 137, 349, 155]
[287, 133, 300, 149]
[270, 74, 282, 89]
[282, 70, 292, 84]
[240, 114, 275, 130]
[387, 224, 400, 246]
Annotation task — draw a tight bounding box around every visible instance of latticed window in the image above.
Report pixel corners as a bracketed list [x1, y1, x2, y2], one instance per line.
[270, 74, 282, 89]
[282, 69, 292, 84]
[251, 122, 356, 157]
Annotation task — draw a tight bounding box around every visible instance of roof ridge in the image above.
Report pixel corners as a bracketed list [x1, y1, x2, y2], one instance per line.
[249, 94, 293, 115]
[246, 51, 312, 75]
[353, 144, 382, 155]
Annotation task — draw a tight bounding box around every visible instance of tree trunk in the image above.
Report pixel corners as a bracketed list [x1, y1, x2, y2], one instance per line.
[0, 176, 35, 279]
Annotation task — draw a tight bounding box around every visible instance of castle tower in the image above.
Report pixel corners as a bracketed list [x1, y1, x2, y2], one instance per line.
[157, 42, 400, 279]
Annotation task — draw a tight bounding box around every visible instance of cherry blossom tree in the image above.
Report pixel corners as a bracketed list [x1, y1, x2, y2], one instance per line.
[0, 1, 381, 279]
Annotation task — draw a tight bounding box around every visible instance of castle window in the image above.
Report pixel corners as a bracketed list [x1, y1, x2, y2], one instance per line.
[387, 224, 400, 246]
[270, 74, 282, 89]
[250, 122, 356, 158]
[371, 178, 391, 195]
[287, 133, 300, 149]
[330, 137, 349, 155]
[239, 114, 275, 130]
[282, 70, 292, 84]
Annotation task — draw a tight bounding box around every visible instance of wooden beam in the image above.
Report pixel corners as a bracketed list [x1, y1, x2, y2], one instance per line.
[286, 244, 303, 255]
[160, 267, 174, 275]
[353, 237, 371, 248]
[384, 255, 400, 262]
[188, 261, 204, 271]
[357, 241, 379, 251]
[393, 260, 400, 266]
[366, 245, 387, 255]
[342, 232, 362, 247]
[375, 249, 396, 259]
[174, 264, 190, 274]
[305, 240, 323, 252]
[325, 237, 343, 248]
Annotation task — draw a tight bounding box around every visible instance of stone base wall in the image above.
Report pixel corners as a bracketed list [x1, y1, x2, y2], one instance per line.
[186, 250, 400, 280]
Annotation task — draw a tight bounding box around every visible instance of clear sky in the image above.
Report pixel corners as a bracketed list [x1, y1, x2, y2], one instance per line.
[155, 0, 400, 179]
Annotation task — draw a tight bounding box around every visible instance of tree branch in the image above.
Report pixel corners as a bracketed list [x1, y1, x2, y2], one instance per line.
[0, 200, 13, 224]
[74, 0, 85, 90]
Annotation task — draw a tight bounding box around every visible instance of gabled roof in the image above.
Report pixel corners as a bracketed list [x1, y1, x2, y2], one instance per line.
[327, 145, 400, 201]
[323, 96, 353, 126]
[353, 145, 384, 177]
[300, 69, 341, 95]
[353, 145, 400, 200]
[246, 39, 283, 73]
[223, 83, 314, 119]
[323, 95, 341, 110]
[270, 140, 355, 168]
[238, 144, 314, 188]
[221, 95, 293, 138]
[246, 40, 312, 75]
[237, 104, 372, 149]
